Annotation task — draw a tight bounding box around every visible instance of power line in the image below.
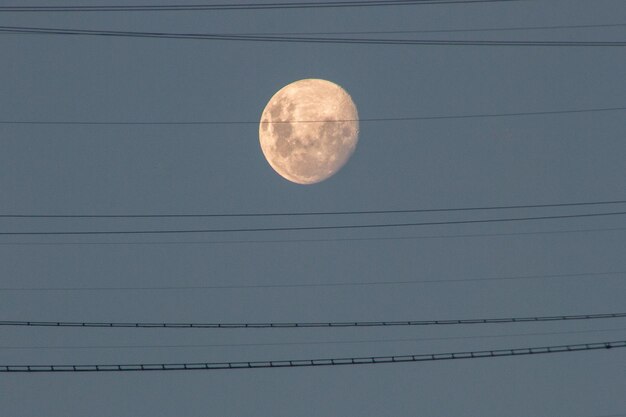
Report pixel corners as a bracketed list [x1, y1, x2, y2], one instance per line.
[1, 225, 624, 247]
[1, 270, 624, 292]
[2, 339, 624, 372]
[1, 199, 624, 219]
[3, 327, 625, 350]
[241, 22, 626, 36]
[1, 210, 625, 236]
[589, 414, 626, 417]
[1, 105, 623, 126]
[2, 312, 625, 329]
[0, 0, 526, 12]
[1, 25, 625, 47]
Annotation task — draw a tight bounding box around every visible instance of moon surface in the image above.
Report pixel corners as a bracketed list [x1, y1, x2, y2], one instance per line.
[259, 79, 359, 184]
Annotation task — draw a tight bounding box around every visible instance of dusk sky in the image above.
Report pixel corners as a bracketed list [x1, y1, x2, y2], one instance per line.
[1, 1, 625, 416]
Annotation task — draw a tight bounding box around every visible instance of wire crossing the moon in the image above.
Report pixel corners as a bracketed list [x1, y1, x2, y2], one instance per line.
[1, 105, 623, 126]
[2, 340, 624, 372]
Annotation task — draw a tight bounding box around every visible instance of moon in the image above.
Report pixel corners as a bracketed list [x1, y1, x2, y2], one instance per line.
[259, 79, 359, 185]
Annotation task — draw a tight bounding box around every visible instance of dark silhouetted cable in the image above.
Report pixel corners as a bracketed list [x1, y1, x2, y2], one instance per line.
[0, 0, 526, 12]
[2, 340, 624, 372]
[2, 270, 624, 292]
[3, 327, 626, 350]
[1, 225, 625, 247]
[1, 26, 624, 47]
[0, 199, 624, 219]
[2, 312, 625, 329]
[242, 22, 626, 36]
[1, 210, 625, 236]
[1, 105, 624, 126]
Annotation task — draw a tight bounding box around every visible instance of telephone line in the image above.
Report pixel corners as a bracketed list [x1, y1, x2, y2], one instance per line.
[1, 225, 624, 247]
[0, 0, 526, 12]
[2, 339, 624, 372]
[241, 22, 626, 36]
[1, 210, 625, 236]
[1, 106, 623, 126]
[3, 326, 625, 350]
[1, 198, 624, 219]
[1, 26, 624, 47]
[2, 270, 624, 292]
[2, 312, 625, 329]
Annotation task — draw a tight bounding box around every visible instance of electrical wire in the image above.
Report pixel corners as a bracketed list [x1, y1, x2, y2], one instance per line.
[0, 198, 624, 219]
[2, 270, 624, 292]
[1, 210, 625, 236]
[14, 328, 626, 350]
[3, 326, 626, 350]
[0, 0, 527, 12]
[1, 25, 624, 46]
[239, 22, 626, 36]
[2, 339, 624, 372]
[1, 225, 624, 247]
[590, 414, 626, 417]
[1, 105, 623, 126]
[2, 312, 625, 329]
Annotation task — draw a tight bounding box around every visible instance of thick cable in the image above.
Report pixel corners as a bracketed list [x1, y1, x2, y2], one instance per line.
[2, 312, 625, 329]
[2, 339, 624, 372]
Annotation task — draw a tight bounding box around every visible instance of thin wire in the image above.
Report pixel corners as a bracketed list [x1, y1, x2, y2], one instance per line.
[591, 415, 626, 417]
[1, 210, 625, 236]
[242, 22, 626, 36]
[2, 339, 624, 372]
[0, 0, 527, 12]
[1, 26, 624, 47]
[4, 327, 626, 350]
[1, 225, 624, 247]
[2, 270, 624, 292]
[1, 199, 624, 219]
[1, 105, 623, 126]
[2, 312, 625, 329]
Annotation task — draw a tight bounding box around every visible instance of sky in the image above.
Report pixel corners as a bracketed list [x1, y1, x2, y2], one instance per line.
[1, 0, 625, 416]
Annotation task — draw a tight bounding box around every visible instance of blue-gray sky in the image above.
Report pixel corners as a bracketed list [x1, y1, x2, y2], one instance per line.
[1, 1, 625, 416]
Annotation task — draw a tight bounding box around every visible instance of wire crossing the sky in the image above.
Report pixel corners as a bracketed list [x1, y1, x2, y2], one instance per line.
[4, 327, 626, 350]
[2, 26, 624, 47]
[2, 340, 624, 372]
[0, 0, 527, 12]
[2, 270, 624, 292]
[241, 22, 626, 36]
[1, 226, 624, 247]
[1, 199, 624, 219]
[1, 210, 625, 236]
[3, 312, 625, 329]
[1, 105, 623, 125]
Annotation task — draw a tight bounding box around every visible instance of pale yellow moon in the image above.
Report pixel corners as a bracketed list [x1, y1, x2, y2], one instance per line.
[259, 79, 359, 185]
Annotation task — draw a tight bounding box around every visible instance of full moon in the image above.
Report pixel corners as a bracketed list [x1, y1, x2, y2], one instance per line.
[259, 79, 359, 184]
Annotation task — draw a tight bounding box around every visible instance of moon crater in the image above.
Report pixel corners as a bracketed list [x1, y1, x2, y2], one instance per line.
[259, 79, 359, 184]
